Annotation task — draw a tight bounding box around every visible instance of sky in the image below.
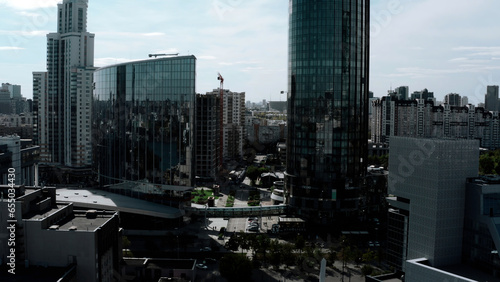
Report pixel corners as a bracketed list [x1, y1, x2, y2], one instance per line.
[1, 0, 500, 106]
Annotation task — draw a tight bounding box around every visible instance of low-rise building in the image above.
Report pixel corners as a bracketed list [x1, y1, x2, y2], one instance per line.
[0, 186, 121, 282]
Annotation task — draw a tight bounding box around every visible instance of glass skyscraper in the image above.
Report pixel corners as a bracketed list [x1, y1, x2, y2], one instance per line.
[286, 0, 370, 222]
[93, 56, 196, 204]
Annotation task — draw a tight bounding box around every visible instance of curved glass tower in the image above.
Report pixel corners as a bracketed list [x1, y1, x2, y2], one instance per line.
[93, 56, 196, 206]
[286, 0, 370, 223]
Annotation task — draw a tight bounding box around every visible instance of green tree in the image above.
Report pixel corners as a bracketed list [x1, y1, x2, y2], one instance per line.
[246, 166, 260, 183]
[480, 154, 495, 174]
[220, 253, 253, 282]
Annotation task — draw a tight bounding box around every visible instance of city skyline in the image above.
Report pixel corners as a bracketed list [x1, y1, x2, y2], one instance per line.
[1, 0, 500, 104]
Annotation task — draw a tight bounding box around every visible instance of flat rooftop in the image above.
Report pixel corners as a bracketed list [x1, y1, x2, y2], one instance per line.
[56, 188, 183, 219]
[55, 212, 115, 232]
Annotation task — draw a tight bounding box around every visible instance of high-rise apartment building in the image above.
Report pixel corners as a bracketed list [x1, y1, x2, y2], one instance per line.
[206, 89, 246, 161]
[39, 0, 95, 167]
[32, 72, 49, 162]
[195, 93, 221, 181]
[485, 85, 499, 112]
[286, 0, 370, 222]
[372, 97, 500, 149]
[395, 86, 409, 100]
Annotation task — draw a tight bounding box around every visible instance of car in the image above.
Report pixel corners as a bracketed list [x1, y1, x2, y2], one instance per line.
[247, 222, 259, 228]
[196, 264, 208, 269]
[248, 217, 259, 222]
[200, 247, 212, 252]
[248, 226, 259, 231]
[204, 258, 217, 264]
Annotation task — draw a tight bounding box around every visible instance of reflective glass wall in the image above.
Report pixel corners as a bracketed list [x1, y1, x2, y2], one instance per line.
[287, 0, 369, 220]
[93, 56, 196, 191]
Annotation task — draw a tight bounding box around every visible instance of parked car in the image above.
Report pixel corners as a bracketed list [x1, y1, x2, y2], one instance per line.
[196, 264, 208, 269]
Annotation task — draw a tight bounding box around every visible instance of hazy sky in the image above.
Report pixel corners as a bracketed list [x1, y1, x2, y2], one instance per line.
[1, 0, 500, 105]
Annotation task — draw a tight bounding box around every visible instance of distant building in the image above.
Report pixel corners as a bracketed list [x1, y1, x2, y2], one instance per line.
[410, 88, 434, 101]
[444, 93, 461, 106]
[206, 89, 246, 161]
[121, 258, 197, 281]
[395, 86, 409, 100]
[372, 96, 500, 149]
[0, 136, 39, 186]
[485, 85, 499, 112]
[0, 187, 121, 282]
[195, 93, 220, 181]
[461, 96, 469, 107]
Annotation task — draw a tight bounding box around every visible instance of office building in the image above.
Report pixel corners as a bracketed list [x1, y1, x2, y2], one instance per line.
[444, 93, 461, 106]
[0, 187, 120, 282]
[93, 56, 196, 202]
[485, 85, 499, 112]
[0, 136, 39, 186]
[286, 0, 370, 222]
[463, 176, 500, 278]
[40, 0, 95, 167]
[387, 137, 479, 271]
[394, 86, 409, 100]
[195, 93, 220, 181]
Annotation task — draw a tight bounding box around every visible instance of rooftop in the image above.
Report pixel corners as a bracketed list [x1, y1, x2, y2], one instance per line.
[56, 188, 183, 219]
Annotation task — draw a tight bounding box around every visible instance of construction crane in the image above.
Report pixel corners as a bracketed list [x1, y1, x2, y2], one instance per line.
[148, 53, 179, 58]
[217, 73, 224, 171]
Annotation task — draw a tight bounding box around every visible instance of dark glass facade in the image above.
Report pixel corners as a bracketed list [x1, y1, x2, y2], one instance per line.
[93, 56, 196, 196]
[286, 0, 370, 221]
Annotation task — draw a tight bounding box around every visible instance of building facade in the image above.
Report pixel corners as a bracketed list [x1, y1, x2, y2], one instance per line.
[372, 96, 500, 149]
[195, 93, 220, 181]
[206, 89, 246, 161]
[286, 0, 370, 222]
[388, 137, 479, 269]
[93, 56, 196, 198]
[0, 187, 120, 282]
[485, 85, 499, 112]
[463, 176, 500, 278]
[41, 0, 95, 167]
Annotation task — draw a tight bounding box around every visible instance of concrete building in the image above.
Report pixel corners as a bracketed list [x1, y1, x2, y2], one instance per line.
[394, 86, 409, 101]
[485, 85, 499, 112]
[41, 0, 96, 167]
[32, 71, 49, 162]
[461, 96, 469, 107]
[195, 93, 221, 181]
[0, 187, 120, 282]
[372, 96, 500, 149]
[285, 0, 370, 223]
[444, 93, 461, 106]
[0, 136, 39, 187]
[463, 176, 500, 278]
[387, 137, 479, 274]
[93, 56, 196, 205]
[207, 89, 246, 161]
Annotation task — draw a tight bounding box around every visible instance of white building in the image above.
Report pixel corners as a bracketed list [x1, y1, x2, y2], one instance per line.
[39, 0, 95, 167]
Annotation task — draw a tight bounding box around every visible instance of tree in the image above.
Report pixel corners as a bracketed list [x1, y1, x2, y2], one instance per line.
[246, 166, 260, 183]
[220, 253, 253, 282]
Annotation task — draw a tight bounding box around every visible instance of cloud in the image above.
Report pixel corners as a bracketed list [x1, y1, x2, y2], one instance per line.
[0, 30, 49, 36]
[94, 57, 134, 68]
[0, 46, 24, 51]
[142, 32, 166, 37]
[197, 55, 216, 60]
[0, 0, 59, 10]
